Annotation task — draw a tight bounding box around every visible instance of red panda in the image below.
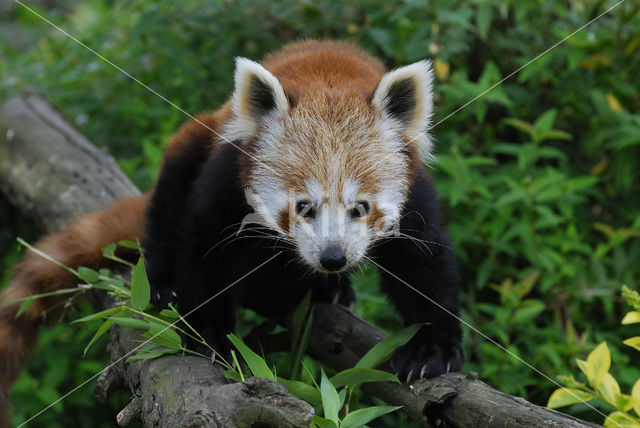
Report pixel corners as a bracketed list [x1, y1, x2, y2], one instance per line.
[0, 40, 463, 424]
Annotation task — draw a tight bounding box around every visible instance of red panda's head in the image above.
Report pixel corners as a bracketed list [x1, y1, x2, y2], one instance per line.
[223, 57, 435, 273]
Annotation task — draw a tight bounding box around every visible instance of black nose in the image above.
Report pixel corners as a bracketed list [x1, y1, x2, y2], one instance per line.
[320, 246, 347, 271]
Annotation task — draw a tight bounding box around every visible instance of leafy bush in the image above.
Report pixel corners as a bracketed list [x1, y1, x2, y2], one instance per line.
[1, 0, 639, 426]
[548, 286, 640, 426]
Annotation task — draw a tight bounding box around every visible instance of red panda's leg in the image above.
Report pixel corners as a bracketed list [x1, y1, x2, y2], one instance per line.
[0, 194, 149, 423]
[374, 170, 464, 383]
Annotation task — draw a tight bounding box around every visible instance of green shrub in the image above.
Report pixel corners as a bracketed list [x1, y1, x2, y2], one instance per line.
[1, 0, 638, 425]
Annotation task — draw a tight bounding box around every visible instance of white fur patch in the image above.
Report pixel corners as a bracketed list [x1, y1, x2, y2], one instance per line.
[223, 58, 289, 142]
[373, 60, 435, 163]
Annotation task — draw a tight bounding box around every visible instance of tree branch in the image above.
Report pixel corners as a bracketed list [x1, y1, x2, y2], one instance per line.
[0, 94, 599, 427]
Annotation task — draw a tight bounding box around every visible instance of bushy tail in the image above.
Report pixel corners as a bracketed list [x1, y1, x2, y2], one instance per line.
[0, 194, 149, 427]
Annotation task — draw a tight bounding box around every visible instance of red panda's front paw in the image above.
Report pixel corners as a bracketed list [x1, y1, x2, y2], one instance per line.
[150, 287, 179, 309]
[390, 339, 464, 384]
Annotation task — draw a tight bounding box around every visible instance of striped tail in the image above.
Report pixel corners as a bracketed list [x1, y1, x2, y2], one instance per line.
[0, 194, 149, 426]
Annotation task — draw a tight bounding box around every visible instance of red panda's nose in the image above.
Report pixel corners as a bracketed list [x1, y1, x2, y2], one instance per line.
[320, 246, 347, 271]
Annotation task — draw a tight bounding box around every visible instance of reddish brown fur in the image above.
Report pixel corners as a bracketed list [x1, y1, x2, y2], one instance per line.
[0, 40, 403, 425]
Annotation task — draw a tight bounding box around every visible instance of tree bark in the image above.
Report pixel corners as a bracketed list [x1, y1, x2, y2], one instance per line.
[0, 94, 601, 427]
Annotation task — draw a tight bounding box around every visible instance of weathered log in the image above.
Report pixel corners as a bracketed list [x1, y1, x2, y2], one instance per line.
[0, 93, 140, 232]
[0, 93, 601, 427]
[309, 303, 601, 428]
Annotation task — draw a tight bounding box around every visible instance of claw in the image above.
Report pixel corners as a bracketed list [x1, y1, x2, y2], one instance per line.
[420, 365, 428, 379]
[446, 362, 451, 373]
[406, 368, 415, 384]
[155, 292, 161, 301]
[171, 291, 178, 299]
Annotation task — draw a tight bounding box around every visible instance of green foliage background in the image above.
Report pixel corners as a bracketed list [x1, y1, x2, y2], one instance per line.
[1, 0, 638, 426]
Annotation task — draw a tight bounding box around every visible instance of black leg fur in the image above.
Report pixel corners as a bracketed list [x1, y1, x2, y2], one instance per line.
[373, 168, 464, 382]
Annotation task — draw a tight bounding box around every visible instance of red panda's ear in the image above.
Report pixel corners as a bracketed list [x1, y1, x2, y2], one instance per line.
[372, 60, 434, 162]
[226, 58, 289, 141]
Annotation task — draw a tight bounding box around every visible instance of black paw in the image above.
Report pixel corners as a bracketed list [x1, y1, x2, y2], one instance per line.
[150, 287, 179, 308]
[391, 338, 464, 383]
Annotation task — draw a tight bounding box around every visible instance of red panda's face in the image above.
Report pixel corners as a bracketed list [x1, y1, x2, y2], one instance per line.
[225, 57, 435, 273]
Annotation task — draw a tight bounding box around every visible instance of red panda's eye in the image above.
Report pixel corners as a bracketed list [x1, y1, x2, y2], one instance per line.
[350, 201, 370, 219]
[296, 200, 316, 219]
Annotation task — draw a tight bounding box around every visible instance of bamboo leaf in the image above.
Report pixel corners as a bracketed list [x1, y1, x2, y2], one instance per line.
[330, 368, 399, 389]
[72, 306, 123, 323]
[84, 319, 113, 356]
[227, 333, 275, 380]
[320, 370, 341, 424]
[130, 258, 150, 310]
[107, 316, 149, 330]
[278, 377, 322, 406]
[15, 297, 34, 319]
[144, 322, 182, 349]
[77, 267, 100, 283]
[312, 416, 338, 428]
[356, 324, 422, 369]
[341, 405, 402, 428]
[128, 348, 177, 361]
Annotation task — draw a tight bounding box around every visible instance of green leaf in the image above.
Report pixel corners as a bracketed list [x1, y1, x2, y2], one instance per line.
[102, 243, 117, 257]
[144, 322, 182, 349]
[632, 378, 640, 417]
[576, 359, 591, 381]
[227, 333, 275, 380]
[503, 118, 535, 137]
[330, 368, 399, 389]
[341, 405, 402, 428]
[72, 306, 123, 323]
[533, 109, 557, 132]
[278, 377, 322, 406]
[312, 415, 338, 428]
[546, 388, 594, 408]
[84, 319, 113, 356]
[158, 308, 181, 320]
[586, 342, 610, 386]
[130, 258, 150, 310]
[224, 369, 243, 382]
[475, 3, 492, 40]
[598, 373, 622, 407]
[77, 267, 100, 283]
[604, 411, 640, 427]
[623, 337, 640, 352]
[367, 27, 395, 57]
[107, 316, 149, 330]
[356, 324, 422, 369]
[128, 348, 177, 361]
[15, 297, 34, 319]
[538, 129, 573, 141]
[622, 311, 640, 324]
[320, 370, 341, 425]
[118, 240, 139, 249]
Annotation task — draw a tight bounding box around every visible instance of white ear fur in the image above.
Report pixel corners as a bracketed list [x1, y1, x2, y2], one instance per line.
[224, 58, 289, 142]
[372, 60, 435, 162]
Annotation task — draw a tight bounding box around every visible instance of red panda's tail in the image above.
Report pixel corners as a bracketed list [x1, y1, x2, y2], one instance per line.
[0, 194, 150, 427]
